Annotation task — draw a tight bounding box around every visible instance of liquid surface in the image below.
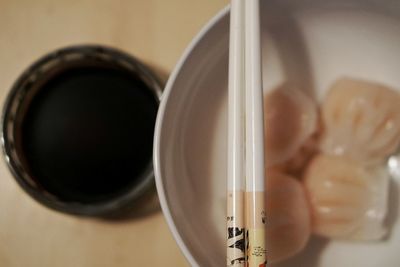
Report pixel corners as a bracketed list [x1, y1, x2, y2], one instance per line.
[21, 66, 158, 203]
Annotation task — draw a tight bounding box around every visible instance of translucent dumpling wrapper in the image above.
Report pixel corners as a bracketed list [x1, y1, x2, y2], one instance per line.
[320, 78, 400, 163]
[264, 84, 317, 167]
[303, 154, 389, 241]
[269, 133, 318, 177]
[266, 171, 311, 263]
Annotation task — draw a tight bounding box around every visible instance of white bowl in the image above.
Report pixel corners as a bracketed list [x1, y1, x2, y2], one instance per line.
[154, 0, 400, 266]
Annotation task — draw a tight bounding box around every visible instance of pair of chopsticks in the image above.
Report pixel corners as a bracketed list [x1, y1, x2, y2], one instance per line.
[226, 0, 266, 266]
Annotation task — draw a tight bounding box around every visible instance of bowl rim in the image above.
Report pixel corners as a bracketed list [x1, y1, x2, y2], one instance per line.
[153, 5, 229, 267]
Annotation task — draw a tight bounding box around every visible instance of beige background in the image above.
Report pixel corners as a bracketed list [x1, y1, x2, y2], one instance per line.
[0, 0, 228, 266]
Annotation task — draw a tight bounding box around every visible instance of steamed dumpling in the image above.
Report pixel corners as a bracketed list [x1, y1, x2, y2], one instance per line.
[303, 154, 388, 241]
[266, 171, 311, 263]
[320, 78, 400, 163]
[264, 84, 317, 167]
[269, 133, 318, 177]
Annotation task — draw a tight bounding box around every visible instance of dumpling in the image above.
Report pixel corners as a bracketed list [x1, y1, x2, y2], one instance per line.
[264, 84, 317, 167]
[303, 154, 389, 241]
[269, 133, 318, 177]
[320, 78, 400, 163]
[266, 171, 311, 263]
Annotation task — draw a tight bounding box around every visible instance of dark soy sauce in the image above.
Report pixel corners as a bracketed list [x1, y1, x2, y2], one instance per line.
[21, 65, 158, 203]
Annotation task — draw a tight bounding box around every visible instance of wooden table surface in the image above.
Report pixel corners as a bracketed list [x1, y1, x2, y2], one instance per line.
[0, 1, 228, 266]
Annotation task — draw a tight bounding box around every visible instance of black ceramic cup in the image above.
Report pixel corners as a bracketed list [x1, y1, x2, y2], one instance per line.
[2, 45, 162, 217]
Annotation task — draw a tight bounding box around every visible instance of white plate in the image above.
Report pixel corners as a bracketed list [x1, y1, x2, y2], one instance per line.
[154, 0, 400, 266]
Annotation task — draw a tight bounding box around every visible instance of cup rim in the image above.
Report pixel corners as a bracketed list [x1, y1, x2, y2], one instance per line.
[2, 44, 163, 217]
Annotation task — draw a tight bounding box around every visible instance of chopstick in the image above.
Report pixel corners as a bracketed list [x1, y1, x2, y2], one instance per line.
[227, 0, 246, 266]
[244, 0, 267, 266]
[227, 0, 266, 266]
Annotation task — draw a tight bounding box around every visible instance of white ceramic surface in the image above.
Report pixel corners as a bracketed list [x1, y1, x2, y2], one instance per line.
[154, 0, 400, 266]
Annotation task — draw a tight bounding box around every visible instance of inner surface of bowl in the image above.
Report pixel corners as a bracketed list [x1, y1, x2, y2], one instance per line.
[155, 0, 400, 266]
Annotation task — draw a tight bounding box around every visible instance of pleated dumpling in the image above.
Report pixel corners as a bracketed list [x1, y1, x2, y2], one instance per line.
[320, 78, 400, 163]
[303, 154, 389, 241]
[264, 84, 317, 167]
